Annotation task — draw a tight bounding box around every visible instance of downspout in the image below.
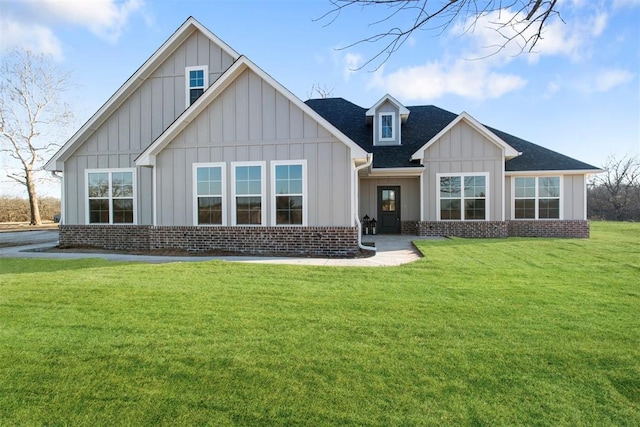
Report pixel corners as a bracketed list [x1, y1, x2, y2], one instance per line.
[355, 153, 376, 252]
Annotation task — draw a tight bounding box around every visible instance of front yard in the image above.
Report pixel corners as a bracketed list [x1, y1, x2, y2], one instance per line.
[0, 221, 638, 425]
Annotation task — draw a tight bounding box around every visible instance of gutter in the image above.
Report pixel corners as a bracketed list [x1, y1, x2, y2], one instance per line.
[354, 154, 376, 253]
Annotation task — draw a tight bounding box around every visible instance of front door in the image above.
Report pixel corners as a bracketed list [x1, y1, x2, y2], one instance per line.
[377, 186, 401, 234]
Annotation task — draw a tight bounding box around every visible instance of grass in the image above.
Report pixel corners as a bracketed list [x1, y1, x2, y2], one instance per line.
[0, 221, 638, 426]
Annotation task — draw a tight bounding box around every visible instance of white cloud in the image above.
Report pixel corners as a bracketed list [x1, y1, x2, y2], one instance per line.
[453, 6, 609, 63]
[613, 0, 640, 8]
[368, 59, 527, 101]
[24, 0, 144, 43]
[343, 52, 363, 81]
[593, 69, 635, 92]
[0, 16, 63, 58]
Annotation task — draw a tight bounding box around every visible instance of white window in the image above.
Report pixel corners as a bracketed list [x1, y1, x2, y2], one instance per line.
[232, 162, 266, 226]
[185, 66, 208, 107]
[272, 160, 307, 226]
[86, 169, 136, 224]
[193, 163, 226, 225]
[437, 173, 488, 221]
[513, 176, 561, 219]
[379, 112, 395, 141]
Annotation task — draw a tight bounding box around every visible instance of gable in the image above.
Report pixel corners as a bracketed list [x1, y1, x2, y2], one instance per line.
[421, 120, 503, 160]
[165, 68, 335, 148]
[45, 17, 239, 171]
[411, 112, 519, 162]
[136, 57, 367, 166]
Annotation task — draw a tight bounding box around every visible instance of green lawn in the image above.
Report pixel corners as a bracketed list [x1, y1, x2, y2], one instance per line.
[1, 221, 638, 426]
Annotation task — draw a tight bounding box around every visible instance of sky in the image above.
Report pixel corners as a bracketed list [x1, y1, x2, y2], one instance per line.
[1, 0, 639, 198]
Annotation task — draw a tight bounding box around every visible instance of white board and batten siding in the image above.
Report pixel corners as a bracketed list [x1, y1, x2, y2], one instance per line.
[422, 120, 505, 221]
[62, 31, 236, 224]
[155, 68, 354, 227]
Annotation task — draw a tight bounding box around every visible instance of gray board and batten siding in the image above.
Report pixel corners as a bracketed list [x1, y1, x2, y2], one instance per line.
[155, 68, 354, 227]
[62, 30, 235, 225]
[421, 119, 505, 221]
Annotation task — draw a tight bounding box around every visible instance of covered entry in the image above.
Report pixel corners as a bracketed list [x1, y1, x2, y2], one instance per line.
[377, 186, 401, 234]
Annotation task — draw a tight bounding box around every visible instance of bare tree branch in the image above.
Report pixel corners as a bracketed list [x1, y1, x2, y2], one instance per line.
[317, 0, 563, 70]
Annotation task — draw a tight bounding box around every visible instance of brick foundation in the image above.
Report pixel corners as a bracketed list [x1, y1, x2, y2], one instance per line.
[507, 220, 590, 238]
[416, 221, 509, 238]
[59, 225, 360, 257]
[399, 220, 590, 238]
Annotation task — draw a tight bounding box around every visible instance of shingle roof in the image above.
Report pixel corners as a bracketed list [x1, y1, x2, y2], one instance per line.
[305, 98, 598, 172]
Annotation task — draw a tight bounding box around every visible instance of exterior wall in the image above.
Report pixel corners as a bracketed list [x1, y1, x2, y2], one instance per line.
[359, 177, 420, 221]
[563, 174, 587, 220]
[62, 31, 235, 225]
[155, 68, 353, 227]
[58, 225, 361, 257]
[422, 121, 504, 221]
[373, 101, 400, 145]
[505, 173, 588, 220]
[400, 220, 589, 238]
[508, 220, 589, 238]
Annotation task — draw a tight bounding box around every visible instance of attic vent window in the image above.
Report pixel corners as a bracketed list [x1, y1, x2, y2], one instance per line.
[379, 113, 395, 141]
[185, 66, 208, 107]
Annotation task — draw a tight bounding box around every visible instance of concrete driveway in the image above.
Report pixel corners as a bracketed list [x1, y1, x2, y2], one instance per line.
[0, 230, 436, 266]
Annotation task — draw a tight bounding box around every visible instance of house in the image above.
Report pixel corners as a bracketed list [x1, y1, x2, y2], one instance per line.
[45, 17, 601, 257]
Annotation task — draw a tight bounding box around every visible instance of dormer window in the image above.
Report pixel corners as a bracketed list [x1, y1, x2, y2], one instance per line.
[380, 113, 394, 140]
[367, 94, 409, 146]
[185, 66, 208, 107]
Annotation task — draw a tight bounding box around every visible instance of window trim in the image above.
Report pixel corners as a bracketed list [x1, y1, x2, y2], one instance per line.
[231, 161, 266, 226]
[85, 168, 137, 225]
[192, 162, 226, 226]
[378, 112, 395, 142]
[436, 172, 490, 221]
[512, 176, 563, 220]
[271, 160, 308, 227]
[185, 65, 209, 108]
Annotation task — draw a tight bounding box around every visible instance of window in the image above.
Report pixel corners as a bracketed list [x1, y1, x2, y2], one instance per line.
[86, 169, 136, 224]
[272, 161, 306, 225]
[438, 174, 487, 220]
[514, 176, 561, 219]
[185, 66, 208, 107]
[379, 113, 395, 141]
[193, 163, 225, 225]
[232, 162, 265, 226]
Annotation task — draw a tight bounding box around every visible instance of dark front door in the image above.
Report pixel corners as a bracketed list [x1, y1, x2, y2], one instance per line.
[377, 186, 401, 234]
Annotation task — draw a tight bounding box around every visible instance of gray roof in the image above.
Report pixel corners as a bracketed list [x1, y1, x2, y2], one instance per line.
[305, 98, 598, 172]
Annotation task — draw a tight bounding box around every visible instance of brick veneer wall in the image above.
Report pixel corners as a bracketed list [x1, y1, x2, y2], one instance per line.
[398, 220, 589, 238]
[59, 225, 151, 251]
[507, 220, 590, 238]
[417, 221, 509, 238]
[58, 225, 361, 257]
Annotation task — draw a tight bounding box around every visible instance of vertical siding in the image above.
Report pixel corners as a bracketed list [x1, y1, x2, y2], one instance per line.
[422, 121, 504, 221]
[63, 29, 236, 224]
[155, 68, 353, 227]
[564, 174, 586, 220]
[505, 173, 587, 220]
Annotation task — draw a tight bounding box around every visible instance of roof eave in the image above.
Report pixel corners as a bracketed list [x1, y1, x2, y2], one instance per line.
[506, 168, 604, 175]
[45, 17, 240, 171]
[410, 111, 519, 161]
[136, 56, 369, 166]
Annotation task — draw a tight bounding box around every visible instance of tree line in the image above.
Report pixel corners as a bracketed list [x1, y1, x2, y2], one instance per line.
[588, 155, 640, 221]
[0, 196, 60, 223]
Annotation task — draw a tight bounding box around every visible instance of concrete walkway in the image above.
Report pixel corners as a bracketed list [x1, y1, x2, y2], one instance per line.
[0, 230, 440, 267]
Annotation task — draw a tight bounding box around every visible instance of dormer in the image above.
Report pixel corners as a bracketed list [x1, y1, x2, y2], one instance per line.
[366, 94, 410, 146]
